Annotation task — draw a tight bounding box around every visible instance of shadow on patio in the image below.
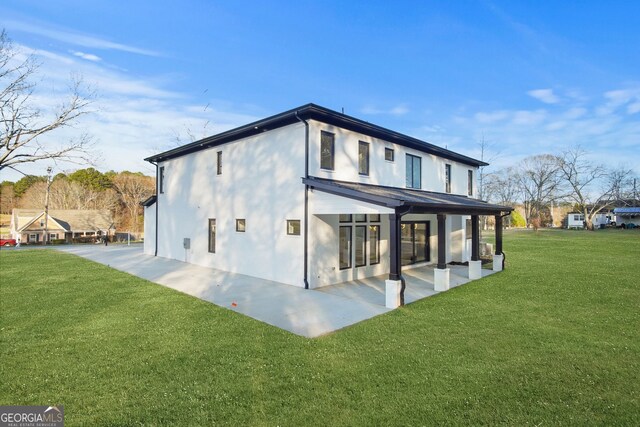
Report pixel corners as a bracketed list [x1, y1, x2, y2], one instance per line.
[315, 264, 497, 307]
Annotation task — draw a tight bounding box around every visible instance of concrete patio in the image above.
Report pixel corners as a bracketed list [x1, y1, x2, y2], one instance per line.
[56, 245, 493, 338]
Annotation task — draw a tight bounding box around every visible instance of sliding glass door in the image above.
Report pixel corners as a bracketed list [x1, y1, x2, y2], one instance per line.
[401, 221, 430, 266]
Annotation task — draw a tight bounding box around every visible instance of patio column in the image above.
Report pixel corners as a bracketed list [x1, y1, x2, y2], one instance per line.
[469, 214, 482, 280]
[493, 214, 504, 271]
[434, 213, 450, 291]
[386, 212, 404, 308]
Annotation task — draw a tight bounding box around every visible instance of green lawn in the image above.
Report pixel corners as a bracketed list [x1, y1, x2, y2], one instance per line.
[1, 229, 639, 425]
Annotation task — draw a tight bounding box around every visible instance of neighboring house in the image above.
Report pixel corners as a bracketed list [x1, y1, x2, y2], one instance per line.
[566, 211, 614, 229]
[10, 209, 114, 243]
[143, 103, 512, 304]
[613, 207, 640, 226]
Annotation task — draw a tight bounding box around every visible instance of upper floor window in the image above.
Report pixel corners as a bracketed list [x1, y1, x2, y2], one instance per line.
[216, 151, 222, 175]
[468, 170, 473, 196]
[385, 147, 394, 162]
[159, 166, 165, 193]
[406, 154, 421, 189]
[445, 164, 452, 193]
[236, 219, 246, 232]
[208, 219, 216, 253]
[358, 141, 369, 175]
[320, 131, 335, 170]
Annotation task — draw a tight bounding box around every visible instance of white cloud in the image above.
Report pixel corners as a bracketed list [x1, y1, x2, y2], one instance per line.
[3, 19, 160, 56]
[527, 88, 560, 104]
[628, 102, 640, 114]
[474, 110, 509, 123]
[361, 104, 409, 116]
[512, 109, 547, 125]
[71, 51, 102, 62]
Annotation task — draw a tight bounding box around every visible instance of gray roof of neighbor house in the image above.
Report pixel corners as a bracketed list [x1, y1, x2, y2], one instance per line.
[145, 103, 488, 167]
[13, 209, 114, 232]
[303, 177, 512, 215]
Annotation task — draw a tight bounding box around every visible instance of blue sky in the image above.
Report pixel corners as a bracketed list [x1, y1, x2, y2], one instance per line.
[1, 0, 639, 181]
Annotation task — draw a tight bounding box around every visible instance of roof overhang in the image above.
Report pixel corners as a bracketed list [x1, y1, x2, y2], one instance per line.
[141, 195, 157, 207]
[145, 103, 488, 167]
[303, 177, 513, 216]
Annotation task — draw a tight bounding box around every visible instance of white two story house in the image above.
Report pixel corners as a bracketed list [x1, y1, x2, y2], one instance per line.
[143, 104, 512, 306]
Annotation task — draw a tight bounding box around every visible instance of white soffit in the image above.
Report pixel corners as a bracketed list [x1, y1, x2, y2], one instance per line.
[310, 190, 394, 215]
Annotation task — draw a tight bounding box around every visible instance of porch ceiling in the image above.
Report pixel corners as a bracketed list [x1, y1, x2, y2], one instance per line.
[303, 176, 513, 215]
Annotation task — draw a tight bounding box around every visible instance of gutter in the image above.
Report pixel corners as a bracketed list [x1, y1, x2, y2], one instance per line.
[295, 111, 310, 290]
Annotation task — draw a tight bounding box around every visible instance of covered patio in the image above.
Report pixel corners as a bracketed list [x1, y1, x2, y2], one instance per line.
[304, 177, 513, 308]
[317, 263, 498, 306]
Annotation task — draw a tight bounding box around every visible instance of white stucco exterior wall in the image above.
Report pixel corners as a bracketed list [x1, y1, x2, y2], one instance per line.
[155, 123, 306, 287]
[143, 203, 156, 255]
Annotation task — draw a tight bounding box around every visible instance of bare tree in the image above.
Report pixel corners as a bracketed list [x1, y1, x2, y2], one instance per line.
[0, 30, 94, 172]
[111, 173, 154, 233]
[557, 148, 632, 230]
[515, 154, 563, 226]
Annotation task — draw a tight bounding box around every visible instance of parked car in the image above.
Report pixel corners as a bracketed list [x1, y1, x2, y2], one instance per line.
[0, 238, 17, 247]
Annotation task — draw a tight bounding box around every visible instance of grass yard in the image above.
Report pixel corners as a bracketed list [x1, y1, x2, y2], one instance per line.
[1, 229, 639, 425]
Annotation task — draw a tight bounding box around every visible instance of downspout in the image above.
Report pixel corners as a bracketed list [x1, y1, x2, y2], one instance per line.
[499, 211, 510, 270]
[149, 160, 159, 257]
[295, 112, 310, 289]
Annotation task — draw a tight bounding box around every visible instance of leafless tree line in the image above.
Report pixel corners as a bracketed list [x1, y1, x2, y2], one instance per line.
[483, 148, 637, 230]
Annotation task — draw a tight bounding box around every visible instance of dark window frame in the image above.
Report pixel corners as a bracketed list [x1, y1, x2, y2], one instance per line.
[339, 214, 352, 223]
[339, 225, 352, 270]
[406, 154, 422, 189]
[320, 131, 335, 171]
[385, 147, 395, 162]
[287, 220, 301, 235]
[369, 224, 380, 265]
[159, 166, 165, 193]
[355, 225, 367, 267]
[358, 141, 370, 176]
[217, 151, 222, 175]
[445, 164, 452, 193]
[236, 219, 246, 232]
[355, 214, 367, 223]
[208, 218, 216, 253]
[468, 170, 473, 196]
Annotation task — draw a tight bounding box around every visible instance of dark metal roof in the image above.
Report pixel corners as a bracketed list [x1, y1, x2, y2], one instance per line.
[303, 176, 513, 215]
[141, 195, 157, 207]
[145, 103, 488, 167]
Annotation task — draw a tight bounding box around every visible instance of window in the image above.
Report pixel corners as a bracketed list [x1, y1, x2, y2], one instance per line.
[320, 131, 335, 170]
[29, 233, 38, 242]
[468, 170, 473, 196]
[466, 219, 472, 239]
[445, 164, 452, 193]
[208, 219, 216, 253]
[339, 214, 352, 223]
[236, 219, 246, 232]
[355, 214, 367, 222]
[358, 141, 369, 175]
[370, 214, 380, 222]
[339, 226, 352, 269]
[216, 151, 222, 175]
[159, 166, 165, 193]
[369, 225, 380, 265]
[287, 220, 301, 235]
[355, 226, 366, 267]
[406, 154, 421, 189]
[385, 147, 394, 162]
[50, 233, 58, 240]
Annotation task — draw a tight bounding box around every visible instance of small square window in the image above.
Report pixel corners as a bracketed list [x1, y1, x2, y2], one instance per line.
[385, 148, 394, 162]
[370, 214, 380, 222]
[287, 220, 301, 235]
[339, 214, 352, 223]
[355, 214, 367, 222]
[236, 219, 246, 232]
